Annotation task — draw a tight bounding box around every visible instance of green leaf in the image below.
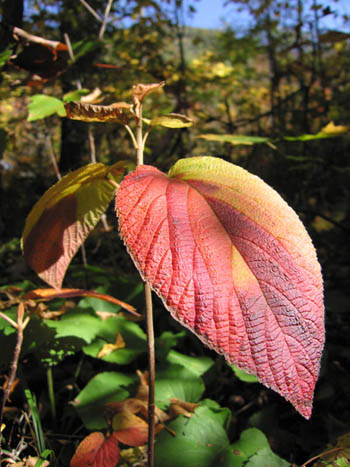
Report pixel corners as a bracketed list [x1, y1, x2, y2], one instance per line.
[45, 308, 101, 343]
[155, 364, 205, 409]
[22, 162, 126, 289]
[198, 133, 270, 145]
[245, 447, 290, 466]
[167, 349, 214, 376]
[63, 89, 90, 103]
[230, 364, 259, 383]
[27, 95, 66, 121]
[155, 330, 186, 359]
[0, 46, 12, 67]
[154, 402, 230, 467]
[148, 113, 193, 128]
[82, 315, 147, 364]
[73, 372, 135, 430]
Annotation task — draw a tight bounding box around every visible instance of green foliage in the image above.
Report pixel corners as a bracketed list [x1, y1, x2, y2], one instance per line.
[27, 95, 66, 121]
[73, 372, 135, 430]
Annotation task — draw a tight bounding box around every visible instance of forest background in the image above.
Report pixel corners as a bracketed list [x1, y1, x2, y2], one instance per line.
[0, 0, 350, 466]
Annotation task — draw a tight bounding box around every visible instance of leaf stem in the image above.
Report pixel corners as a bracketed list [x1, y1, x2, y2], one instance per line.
[135, 98, 155, 467]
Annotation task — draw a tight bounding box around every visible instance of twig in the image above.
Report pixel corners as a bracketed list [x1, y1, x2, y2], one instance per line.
[63, 33, 82, 90]
[79, 0, 103, 22]
[125, 124, 138, 150]
[99, 0, 114, 40]
[88, 125, 96, 163]
[300, 447, 343, 466]
[13, 26, 61, 49]
[0, 304, 28, 455]
[43, 121, 61, 180]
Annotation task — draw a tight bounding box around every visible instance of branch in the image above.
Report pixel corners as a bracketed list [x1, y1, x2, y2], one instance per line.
[13, 26, 61, 49]
[99, 0, 114, 40]
[79, 0, 103, 22]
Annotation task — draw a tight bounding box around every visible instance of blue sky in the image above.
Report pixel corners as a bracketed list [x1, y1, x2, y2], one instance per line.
[184, 0, 350, 31]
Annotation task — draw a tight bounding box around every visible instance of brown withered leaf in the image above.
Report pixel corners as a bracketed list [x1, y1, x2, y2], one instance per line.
[132, 82, 165, 104]
[97, 334, 126, 358]
[169, 399, 199, 418]
[64, 102, 129, 124]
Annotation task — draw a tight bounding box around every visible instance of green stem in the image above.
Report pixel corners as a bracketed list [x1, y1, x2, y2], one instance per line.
[135, 100, 155, 467]
[47, 366, 56, 422]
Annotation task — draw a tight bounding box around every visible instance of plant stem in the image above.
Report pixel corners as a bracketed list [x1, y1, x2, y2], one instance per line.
[135, 98, 155, 467]
[0, 303, 26, 455]
[145, 282, 155, 465]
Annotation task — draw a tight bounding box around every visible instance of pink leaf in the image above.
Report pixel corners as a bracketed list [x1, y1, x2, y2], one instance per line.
[115, 157, 325, 419]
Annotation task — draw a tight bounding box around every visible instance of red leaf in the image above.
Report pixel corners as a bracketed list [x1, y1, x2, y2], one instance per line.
[70, 432, 119, 467]
[115, 157, 324, 419]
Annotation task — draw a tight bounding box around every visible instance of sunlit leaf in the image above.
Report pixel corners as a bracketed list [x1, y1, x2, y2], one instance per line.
[27, 95, 66, 121]
[148, 113, 193, 128]
[22, 162, 126, 289]
[70, 431, 120, 467]
[116, 156, 324, 418]
[198, 133, 270, 145]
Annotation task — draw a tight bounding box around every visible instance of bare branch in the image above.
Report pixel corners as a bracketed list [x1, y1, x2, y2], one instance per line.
[79, 0, 103, 23]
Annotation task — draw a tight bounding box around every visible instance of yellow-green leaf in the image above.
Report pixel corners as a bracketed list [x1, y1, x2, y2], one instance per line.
[148, 113, 193, 128]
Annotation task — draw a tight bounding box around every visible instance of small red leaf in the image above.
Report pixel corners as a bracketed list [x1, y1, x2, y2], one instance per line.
[115, 157, 324, 419]
[112, 412, 148, 447]
[70, 431, 119, 467]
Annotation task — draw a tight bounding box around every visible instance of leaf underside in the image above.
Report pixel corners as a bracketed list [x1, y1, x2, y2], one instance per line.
[115, 156, 324, 419]
[22, 162, 126, 289]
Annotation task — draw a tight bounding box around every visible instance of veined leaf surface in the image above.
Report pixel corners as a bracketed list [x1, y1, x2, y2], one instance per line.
[115, 156, 324, 418]
[22, 162, 129, 289]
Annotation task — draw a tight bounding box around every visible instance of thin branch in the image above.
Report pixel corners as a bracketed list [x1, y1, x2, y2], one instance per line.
[44, 122, 61, 180]
[125, 124, 138, 149]
[64, 33, 82, 89]
[0, 304, 27, 455]
[99, 0, 114, 40]
[79, 0, 103, 23]
[300, 447, 343, 467]
[142, 128, 151, 148]
[13, 26, 61, 49]
[0, 311, 18, 329]
[88, 125, 96, 163]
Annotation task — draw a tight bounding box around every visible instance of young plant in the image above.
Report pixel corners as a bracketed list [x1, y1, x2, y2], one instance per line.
[21, 82, 324, 465]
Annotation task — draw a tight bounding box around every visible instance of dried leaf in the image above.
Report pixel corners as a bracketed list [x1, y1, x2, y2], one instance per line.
[132, 82, 165, 104]
[65, 102, 129, 124]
